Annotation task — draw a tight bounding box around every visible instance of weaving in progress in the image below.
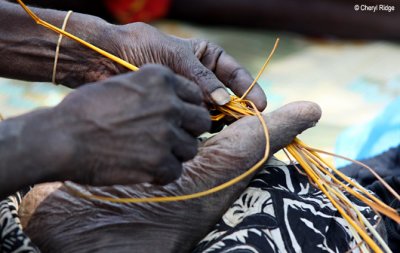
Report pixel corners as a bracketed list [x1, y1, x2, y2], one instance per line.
[0, 1, 398, 252]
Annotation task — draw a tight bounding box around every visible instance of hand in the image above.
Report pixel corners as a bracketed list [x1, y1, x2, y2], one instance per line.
[21, 101, 321, 252]
[54, 64, 211, 186]
[83, 22, 267, 110]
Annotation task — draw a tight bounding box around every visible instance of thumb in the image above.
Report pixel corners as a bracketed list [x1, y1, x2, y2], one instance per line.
[181, 55, 231, 106]
[263, 101, 322, 154]
[175, 101, 321, 201]
[203, 101, 322, 164]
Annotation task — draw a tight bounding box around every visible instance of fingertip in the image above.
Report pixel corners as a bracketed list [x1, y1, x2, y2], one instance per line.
[301, 101, 322, 123]
[272, 101, 322, 134]
[286, 101, 322, 122]
[210, 88, 231, 106]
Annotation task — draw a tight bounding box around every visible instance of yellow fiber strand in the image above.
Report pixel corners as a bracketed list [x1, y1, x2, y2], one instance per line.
[287, 139, 398, 252]
[297, 144, 399, 222]
[241, 38, 280, 99]
[211, 40, 279, 122]
[16, 0, 139, 72]
[295, 143, 382, 252]
[295, 138, 399, 214]
[332, 185, 393, 253]
[282, 148, 308, 177]
[289, 142, 397, 251]
[304, 145, 400, 202]
[286, 145, 383, 253]
[330, 189, 370, 253]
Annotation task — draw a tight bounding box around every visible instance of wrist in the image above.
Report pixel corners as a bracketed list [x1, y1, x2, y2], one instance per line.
[55, 14, 123, 87]
[19, 108, 76, 183]
[0, 2, 123, 87]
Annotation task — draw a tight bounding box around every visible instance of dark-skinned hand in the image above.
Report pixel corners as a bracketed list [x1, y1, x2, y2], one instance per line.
[53, 64, 210, 186]
[66, 22, 267, 111]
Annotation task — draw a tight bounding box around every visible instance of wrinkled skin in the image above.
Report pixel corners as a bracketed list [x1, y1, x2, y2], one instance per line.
[19, 101, 321, 253]
[87, 22, 267, 109]
[54, 65, 211, 186]
[1, 1, 265, 109]
[0, 64, 212, 200]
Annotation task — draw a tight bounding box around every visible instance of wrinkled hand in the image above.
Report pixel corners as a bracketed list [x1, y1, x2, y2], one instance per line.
[87, 22, 266, 110]
[55, 64, 210, 186]
[21, 101, 321, 253]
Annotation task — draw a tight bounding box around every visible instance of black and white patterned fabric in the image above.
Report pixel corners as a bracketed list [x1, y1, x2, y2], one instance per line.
[0, 159, 388, 253]
[193, 159, 385, 253]
[0, 187, 39, 253]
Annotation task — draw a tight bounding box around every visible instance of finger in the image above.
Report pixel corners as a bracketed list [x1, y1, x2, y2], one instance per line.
[212, 51, 267, 111]
[173, 75, 204, 105]
[264, 101, 322, 153]
[211, 101, 322, 155]
[181, 54, 231, 106]
[171, 127, 199, 162]
[134, 64, 204, 106]
[152, 155, 182, 185]
[128, 64, 175, 92]
[193, 40, 267, 111]
[180, 102, 211, 136]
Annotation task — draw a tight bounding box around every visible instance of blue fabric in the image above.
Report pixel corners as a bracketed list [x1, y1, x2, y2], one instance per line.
[336, 97, 400, 167]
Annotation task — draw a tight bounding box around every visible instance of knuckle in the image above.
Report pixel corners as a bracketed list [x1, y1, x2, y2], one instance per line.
[162, 96, 182, 115]
[191, 39, 224, 69]
[187, 79, 204, 102]
[198, 108, 212, 132]
[192, 65, 212, 81]
[149, 148, 170, 172]
[206, 42, 224, 58]
[154, 159, 182, 185]
[190, 38, 206, 47]
[190, 39, 208, 53]
[140, 64, 173, 83]
[205, 43, 224, 71]
[190, 66, 223, 94]
[58, 90, 86, 113]
[170, 161, 183, 180]
[171, 163, 183, 180]
[227, 67, 243, 86]
[157, 123, 175, 142]
[153, 152, 168, 168]
[150, 75, 175, 92]
[153, 65, 173, 77]
[188, 79, 202, 93]
[183, 140, 198, 161]
[108, 71, 137, 84]
[131, 22, 152, 31]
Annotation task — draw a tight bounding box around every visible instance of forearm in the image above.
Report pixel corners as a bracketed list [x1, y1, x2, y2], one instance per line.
[0, 1, 115, 87]
[0, 108, 73, 199]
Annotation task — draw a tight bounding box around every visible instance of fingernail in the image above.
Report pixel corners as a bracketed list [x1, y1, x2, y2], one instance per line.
[211, 88, 230, 105]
